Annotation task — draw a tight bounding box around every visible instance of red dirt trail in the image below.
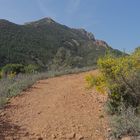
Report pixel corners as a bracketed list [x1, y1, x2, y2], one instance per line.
[0, 70, 109, 140]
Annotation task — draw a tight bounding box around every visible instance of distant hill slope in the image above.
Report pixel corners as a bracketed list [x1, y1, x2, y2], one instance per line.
[0, 18, 122, 70]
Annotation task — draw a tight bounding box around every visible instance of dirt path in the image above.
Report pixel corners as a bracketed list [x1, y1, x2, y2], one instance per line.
[0, 70, 108, 140]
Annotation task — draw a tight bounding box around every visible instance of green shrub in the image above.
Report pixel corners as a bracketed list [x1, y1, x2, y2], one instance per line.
[1, 64, 25, 76]
[110, 106, 140, 139]
[24, 64, 39, 74]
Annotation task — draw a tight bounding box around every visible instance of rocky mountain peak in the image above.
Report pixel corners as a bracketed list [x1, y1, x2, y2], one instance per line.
[24, 17, 55, 26]
[38, 17, 55, 24]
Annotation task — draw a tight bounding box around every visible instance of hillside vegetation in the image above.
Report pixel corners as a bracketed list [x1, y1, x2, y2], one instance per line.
[0, 18, 122, 70]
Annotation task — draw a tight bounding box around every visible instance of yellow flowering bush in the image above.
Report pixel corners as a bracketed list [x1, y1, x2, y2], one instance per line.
[85, 74, 107, 94]
[86, 50, 140, 113]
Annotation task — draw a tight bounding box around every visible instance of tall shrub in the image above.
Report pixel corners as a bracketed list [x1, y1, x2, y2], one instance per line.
[86, 50, 140, 113]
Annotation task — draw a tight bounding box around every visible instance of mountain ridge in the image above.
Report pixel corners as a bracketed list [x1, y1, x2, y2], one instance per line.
[0, 18, 108, 47]
[0, 18, 122, 70]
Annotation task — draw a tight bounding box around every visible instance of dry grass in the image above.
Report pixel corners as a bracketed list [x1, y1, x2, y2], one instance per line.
[109, 106, 140, 139]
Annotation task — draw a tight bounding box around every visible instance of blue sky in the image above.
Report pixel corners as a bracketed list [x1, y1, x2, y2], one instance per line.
[0, 0, 140, 52]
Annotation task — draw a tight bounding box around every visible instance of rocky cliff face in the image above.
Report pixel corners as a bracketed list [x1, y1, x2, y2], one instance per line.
[95, 40, 109, 48]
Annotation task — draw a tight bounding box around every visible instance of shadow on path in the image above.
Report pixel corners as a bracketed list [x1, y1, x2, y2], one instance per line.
[0, 117, 29, 140]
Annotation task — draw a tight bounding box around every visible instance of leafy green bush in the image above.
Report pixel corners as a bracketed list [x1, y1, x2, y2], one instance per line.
[24, 64, 39, 74]
[1, 64, 25, 76]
